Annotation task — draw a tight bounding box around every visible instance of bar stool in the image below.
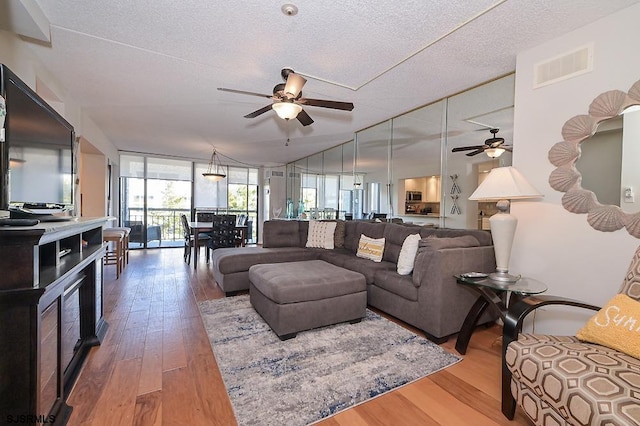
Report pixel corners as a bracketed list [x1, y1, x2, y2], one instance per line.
[109, 226, 131, 265]
[103, 228, 125, 279]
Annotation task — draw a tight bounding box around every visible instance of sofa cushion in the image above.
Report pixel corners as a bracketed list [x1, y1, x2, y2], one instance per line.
[356, 234, 385, 262]
[506, 333, 640, 426]
[320, 219, 346, 248]
[262, 221, 303, 248]
[373, 270, 418, 301]
[382, 223, 420, 264]
[306, 220, 336, 249]
[317, 249, 395, 284]
[344, 221, 386, 253]
[397, 233, 421, 275]
[577, 294, 640, 358]
[212, 246, 318, 274]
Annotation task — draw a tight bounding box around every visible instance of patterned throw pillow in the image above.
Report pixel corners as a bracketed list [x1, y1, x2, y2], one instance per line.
[397, 233, 421, 275]
[576, 294, 640, 358]
[305, 220, 337, 249]
[356, 234, 385, 262]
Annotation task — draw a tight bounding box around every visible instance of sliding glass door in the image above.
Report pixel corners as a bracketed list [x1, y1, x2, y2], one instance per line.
[120, 155, 192, 248]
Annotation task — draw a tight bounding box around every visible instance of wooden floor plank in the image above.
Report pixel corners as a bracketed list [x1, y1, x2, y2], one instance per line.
[137, 330, 163, 395]
[133, 390, 162, 426]
[90, 357, 142, 426]
[66, 248, 531, 426]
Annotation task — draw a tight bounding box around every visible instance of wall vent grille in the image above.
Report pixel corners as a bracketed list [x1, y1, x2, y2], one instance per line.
[265, 170, 284, 178]
[533, 44, 593, 89]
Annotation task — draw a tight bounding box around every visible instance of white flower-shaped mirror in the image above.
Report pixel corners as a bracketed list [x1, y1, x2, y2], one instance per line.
[549, 79, 640, 238]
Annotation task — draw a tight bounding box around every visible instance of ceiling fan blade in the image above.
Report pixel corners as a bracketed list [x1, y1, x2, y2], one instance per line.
[296, 109, 314, 126]
[452, 145, 484, 152]
[244, 104, 273, 118]
[466, 148, 485, 156]
[298, 98, 354, 111]
[284, 72, 306, 98]
[218, 87, 273, 99]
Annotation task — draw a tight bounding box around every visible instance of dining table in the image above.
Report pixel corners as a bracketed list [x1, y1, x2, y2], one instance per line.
[187, 221, 248, 268]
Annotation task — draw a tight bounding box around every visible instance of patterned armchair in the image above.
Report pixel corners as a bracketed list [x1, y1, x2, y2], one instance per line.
[502, 246, 640, 425]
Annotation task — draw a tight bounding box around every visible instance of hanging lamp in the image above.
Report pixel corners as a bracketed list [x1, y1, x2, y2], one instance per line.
[202, 148, 226, 181]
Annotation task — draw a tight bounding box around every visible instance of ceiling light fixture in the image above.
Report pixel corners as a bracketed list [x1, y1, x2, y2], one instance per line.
[485, 147, 506, 158]
[272, 102, 302, 120]
[202, 148, 226, 181]
[281, 4, 298, 16]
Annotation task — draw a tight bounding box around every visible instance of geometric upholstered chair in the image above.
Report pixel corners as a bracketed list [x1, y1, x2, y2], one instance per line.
[502, 246, 640, 425]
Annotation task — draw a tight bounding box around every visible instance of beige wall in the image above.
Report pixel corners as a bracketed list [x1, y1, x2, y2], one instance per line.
[511, 3, 640, 335]
[79, 151, 106, 217]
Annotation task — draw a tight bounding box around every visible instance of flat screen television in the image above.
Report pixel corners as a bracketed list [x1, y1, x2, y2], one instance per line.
[0, 64, 75, 211]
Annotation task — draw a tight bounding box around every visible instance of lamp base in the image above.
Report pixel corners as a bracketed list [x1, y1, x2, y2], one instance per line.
[489, 271, 521, 283]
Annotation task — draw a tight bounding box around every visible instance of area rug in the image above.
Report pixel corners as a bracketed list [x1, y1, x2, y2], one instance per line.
[198, 295, 460, 426]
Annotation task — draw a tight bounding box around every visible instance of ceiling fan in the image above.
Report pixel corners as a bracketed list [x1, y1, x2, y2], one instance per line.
[451, 128, 512, 158]
[217, 68, 354, 126]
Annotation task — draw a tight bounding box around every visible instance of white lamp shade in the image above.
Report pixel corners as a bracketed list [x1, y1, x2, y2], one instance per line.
[469, 166, 542, 201]
[468, 166, 542, 282]
[272, 102, 302, 120]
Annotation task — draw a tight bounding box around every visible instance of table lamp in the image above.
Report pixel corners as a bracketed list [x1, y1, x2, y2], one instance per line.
[469, 166, 542, 283]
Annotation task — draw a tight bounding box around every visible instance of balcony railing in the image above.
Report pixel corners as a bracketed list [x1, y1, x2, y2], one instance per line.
[124, 207, 257, 248]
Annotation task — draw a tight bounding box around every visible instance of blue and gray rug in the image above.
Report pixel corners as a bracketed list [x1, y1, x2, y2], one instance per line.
[198, 295, 460, 426]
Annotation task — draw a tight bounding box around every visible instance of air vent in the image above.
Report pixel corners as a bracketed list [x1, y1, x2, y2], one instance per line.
[533, 44, 593, 89]
[288, 172, 300, 178]
[265, 170, 284, 178]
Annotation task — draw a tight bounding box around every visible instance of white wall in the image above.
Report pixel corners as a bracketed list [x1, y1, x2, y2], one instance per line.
[1, 29, 119, 207]
[510, 3, 640, 334]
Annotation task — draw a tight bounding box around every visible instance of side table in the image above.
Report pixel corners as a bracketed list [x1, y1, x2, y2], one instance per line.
[454, 274, 547, 355]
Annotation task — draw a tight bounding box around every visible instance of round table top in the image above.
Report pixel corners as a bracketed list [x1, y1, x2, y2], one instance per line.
[456, 274, 548, 295]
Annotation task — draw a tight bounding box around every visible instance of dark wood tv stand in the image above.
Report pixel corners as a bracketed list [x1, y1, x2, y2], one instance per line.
[0, 217, 108, 425]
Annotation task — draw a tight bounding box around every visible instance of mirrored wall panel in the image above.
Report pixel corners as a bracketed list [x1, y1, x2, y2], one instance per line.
[285, 74, 515, 229]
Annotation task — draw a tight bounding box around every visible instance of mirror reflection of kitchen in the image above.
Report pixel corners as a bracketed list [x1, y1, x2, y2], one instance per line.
[400, 176, 441, 216]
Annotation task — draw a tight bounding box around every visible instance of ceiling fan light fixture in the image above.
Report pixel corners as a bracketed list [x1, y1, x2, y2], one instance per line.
[272, 102, 302, 120]
[485, 147, 506, 158]
[202, 148, 226, 181]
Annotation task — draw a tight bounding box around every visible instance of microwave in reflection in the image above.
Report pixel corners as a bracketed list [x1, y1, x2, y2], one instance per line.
[406, 191, 422, 201]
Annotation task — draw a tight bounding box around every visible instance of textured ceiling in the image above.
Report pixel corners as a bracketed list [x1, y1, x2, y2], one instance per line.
[17, 0, 640, 167]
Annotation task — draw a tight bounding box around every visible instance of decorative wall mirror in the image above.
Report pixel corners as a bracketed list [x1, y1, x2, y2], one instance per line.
[549, 79, 640, 238]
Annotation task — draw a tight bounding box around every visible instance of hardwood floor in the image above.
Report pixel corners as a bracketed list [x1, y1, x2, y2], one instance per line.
[66, 248, 530, 426]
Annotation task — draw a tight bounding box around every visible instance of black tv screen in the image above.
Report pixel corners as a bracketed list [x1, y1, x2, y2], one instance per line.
[0, 64, 75, 210]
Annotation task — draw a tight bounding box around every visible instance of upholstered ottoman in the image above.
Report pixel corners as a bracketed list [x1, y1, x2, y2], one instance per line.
[249, 260, 367, 340]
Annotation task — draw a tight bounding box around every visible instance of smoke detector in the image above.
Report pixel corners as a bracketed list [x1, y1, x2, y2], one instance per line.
[281, 4, 298, 16]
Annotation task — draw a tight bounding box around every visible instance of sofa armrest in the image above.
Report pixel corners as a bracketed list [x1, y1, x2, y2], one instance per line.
[412, 245, 497, 338]
[413, 245, 495, 287]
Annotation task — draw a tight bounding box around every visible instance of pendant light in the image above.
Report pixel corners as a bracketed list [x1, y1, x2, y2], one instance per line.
[202, 148, 226, 181]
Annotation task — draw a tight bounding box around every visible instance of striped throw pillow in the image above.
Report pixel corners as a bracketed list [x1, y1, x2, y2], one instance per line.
[356, 234, 385, 262]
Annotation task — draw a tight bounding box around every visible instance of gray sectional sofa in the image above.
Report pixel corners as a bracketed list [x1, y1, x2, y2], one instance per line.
[211, 219, 497, 342]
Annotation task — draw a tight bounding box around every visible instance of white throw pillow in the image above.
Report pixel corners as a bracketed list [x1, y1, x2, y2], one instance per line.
[397, 233, 421, 275]
[305, 220, 337, 249]
[356, 234, 385, 262]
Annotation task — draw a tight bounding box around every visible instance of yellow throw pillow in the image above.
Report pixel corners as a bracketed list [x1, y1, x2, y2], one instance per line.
[576, 294, 640, 358]
[356, 234, 385, 262]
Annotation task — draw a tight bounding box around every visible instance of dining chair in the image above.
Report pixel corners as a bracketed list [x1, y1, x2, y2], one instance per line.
[207, 214, 239, 252]
[180, 214, 211, 264]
